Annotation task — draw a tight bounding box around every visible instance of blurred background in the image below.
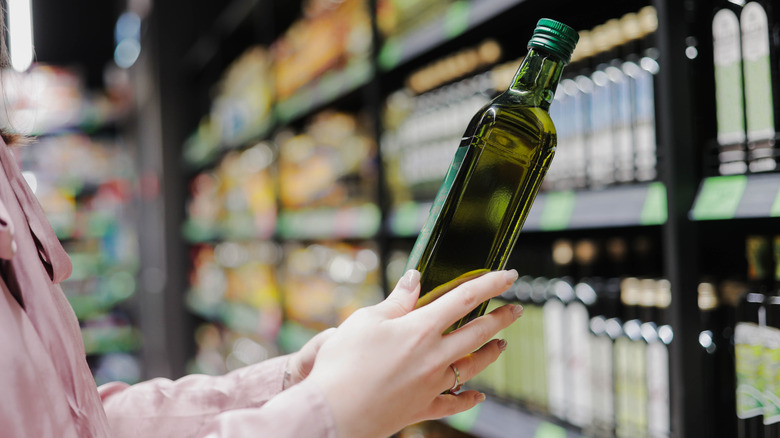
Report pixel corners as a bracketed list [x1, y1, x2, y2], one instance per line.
[5, 0, 780, 437]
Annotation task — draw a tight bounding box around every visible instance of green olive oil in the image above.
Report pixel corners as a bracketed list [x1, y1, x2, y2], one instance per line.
[405, 19, 579, 332]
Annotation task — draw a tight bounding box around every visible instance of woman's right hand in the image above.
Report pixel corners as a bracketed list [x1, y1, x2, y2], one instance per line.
[306, 269, 523, 438]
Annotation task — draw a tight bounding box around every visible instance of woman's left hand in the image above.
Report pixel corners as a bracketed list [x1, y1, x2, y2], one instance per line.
[283, 328, 336, 389]
[307, 268, 522, 438]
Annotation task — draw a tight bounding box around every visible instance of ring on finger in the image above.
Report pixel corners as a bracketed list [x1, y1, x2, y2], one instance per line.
[449, 364, 461, 393]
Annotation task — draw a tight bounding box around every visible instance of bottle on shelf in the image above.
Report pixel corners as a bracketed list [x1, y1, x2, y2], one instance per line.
[740, 2, 779, 173]
[566, 278, 598, 428]
[623, 7, 660, 183]
[615, 317, 649, 438]
[543, 278, 574, 420]
[646, 279, 673, 438]
[712, 0, 748, 175]
[404, 19, 579, 331]
[763, 236, 780, 437]
[736, 235, 773, 438]
[528, 276, 550, 412]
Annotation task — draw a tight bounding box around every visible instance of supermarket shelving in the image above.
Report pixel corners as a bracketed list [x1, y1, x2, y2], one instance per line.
[138, 0, 779, 436]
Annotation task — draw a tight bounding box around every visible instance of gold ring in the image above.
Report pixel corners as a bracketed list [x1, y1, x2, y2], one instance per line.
[449, 364, 461, 392]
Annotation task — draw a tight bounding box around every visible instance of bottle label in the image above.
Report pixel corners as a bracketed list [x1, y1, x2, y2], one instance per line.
[607, 66, 634, 183]
[735, 322, 765, 419]
[590, 334, 615, 430]
[763, 325, 780, 425]
[712, 8, 746, 145]
[741, 2, 775, 142]
[589, 71, 616, 186]
[647, 341, 671, 436]
[631, 60, 658, 181]
[565, 302, 591, 427]
[405, 144, 469, 271]
[543, 299, 567, 419]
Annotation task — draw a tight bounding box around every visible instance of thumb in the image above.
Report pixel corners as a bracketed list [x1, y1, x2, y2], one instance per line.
[375, 269, 421, 318]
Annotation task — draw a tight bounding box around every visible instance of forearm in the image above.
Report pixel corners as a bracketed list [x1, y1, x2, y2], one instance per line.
[99, 354, 291, 437]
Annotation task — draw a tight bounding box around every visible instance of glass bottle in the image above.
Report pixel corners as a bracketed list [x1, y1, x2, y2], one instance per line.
[405, 19, 579, 331]
[712, 1, 748, 175]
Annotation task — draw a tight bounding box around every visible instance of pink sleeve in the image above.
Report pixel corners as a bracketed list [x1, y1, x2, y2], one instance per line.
[99, 354, 334, 437]
[197, 380, 337, 438]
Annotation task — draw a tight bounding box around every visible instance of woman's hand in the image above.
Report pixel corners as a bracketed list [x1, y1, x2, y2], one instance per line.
[283, 328, 336, 389]
[307, 269, 522, 438]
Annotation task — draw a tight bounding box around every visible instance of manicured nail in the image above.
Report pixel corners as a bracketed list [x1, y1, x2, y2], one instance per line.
[402, 269, 421, 290]
[504, 269, 519, 284]
[475, 393, 486, 403]
[511, 304, 524, 319]
[497, 339, 508, 352]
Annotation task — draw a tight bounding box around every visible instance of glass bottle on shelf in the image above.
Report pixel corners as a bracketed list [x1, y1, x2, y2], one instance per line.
[740, 2, 779, 173]
[712, 0, 748, 175]
[736, 235, 773, 438]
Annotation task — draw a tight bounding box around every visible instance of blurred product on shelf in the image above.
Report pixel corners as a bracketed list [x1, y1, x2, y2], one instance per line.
[184, 47, 275, 166]
[186, 240, 284, 339]
[184, 142, 277, 242]
[381, 74, 494, 205]
[280, 241, 383, 333]
[462, 233, 673, 438]
[276, 110, 377, 210]
[376, 0, 455, 41]
[0, 65, 133, 136]
[712, 1, 780, 176]
[212, 47, 275, 149]
[547, 6, 660, 191]
[272, 0, 372, 100]
[189, 323, 278, 376]
[405, 39, 503, 95]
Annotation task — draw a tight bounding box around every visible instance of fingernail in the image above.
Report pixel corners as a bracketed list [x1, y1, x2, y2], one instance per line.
[402, 269, 421, 290]
[511, 304, 524, 319]
[475, 393, 486, 403]
[497, 339, 508, 352]
[504, 269, 519, 284]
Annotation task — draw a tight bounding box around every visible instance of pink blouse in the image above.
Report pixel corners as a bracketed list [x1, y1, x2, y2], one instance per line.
[0, 138, 337, 438]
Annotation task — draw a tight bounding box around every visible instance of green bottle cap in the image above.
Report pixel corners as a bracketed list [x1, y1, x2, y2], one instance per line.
[528, 18, 579, 64]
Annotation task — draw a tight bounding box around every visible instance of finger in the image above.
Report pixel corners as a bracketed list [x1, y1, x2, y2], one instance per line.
[418, 391, 486, 421]
[413, 270, 518, 333]
[373, 270, 421, 319]
[306, 327, 336, 354]
[448, 338, 507, 387]
[441, 303, 522, 362]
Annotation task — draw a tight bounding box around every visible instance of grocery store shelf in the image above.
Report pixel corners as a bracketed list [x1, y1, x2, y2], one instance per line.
[276, 203, 382, 240]
[274, 59, 374, 124]
[446, 398, 581, 438]
[690, 173, 780, 221]
[386, 183, 667, 236]
[186, 291, 266, 335]
[526, 182, 667, 231]
[378, 0, 525, 71]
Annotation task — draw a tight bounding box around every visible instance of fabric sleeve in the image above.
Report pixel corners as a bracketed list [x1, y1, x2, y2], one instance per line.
[197, 380, 337, 438]
[99, 354, 326, 437]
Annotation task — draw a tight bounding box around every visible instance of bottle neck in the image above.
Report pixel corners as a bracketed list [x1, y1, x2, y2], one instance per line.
[508, 48, 567, 110]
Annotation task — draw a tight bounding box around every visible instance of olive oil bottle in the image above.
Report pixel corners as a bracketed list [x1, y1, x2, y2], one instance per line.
[405, 19, 579, 331]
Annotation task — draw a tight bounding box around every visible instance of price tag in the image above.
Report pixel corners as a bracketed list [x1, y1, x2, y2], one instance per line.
[540, 190, 575, 231]
[444, 1, 471, 39]
[641, 182, 668, 225]
[447, 402, 482, 432]
[691, 175, 748, 220]
[772, 187, 780, 217]
[378, 39, 402, 71]
[534, 422, 567, 438]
